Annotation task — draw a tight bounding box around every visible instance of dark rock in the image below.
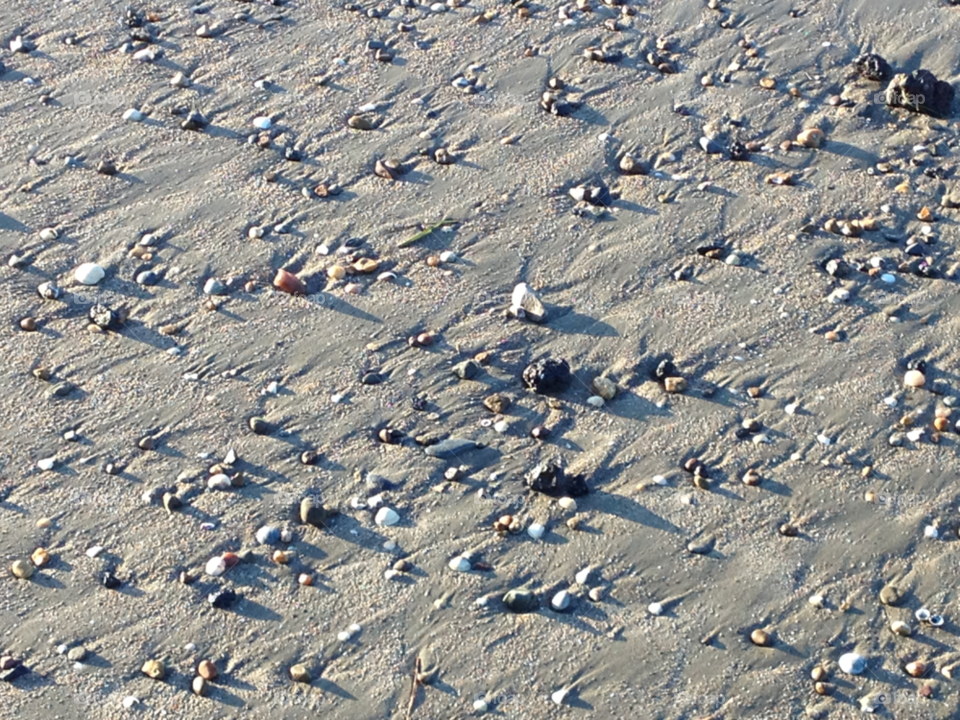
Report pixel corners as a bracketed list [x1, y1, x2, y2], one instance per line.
[699, 136, 723, 154]
[728, 140, 749, 161]
[654, 359, 676, 382]
[249, 417, 270, 434]
[208, 588, 238, 609]
[906, 358, 926, 373]
[97, 159, 117, 176]
[825, 258, 849, 277]
[885, 70, 955, 117]
[101, 571, 121, 590]
[522, 358, 572, 394]
[452, 360, 481, 380]
[503, 589, 539, 613]
[0, 664, 29, 682]
[854, 53, 892, 82]
[360, 372, 382, 385]
[300, 497, 338, 527]
[524, 460, 589, 497]
[162, 492, 182, 512]
[424, 437, 480, 458]
[181, 110, 208, 131]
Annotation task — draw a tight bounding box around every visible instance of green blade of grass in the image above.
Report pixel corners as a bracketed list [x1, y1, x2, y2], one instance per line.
[397, 218, 458, 248]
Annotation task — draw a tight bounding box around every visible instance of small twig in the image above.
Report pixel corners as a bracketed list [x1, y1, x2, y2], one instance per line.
[398, 218, 458, 248]
[406, 657, 422, 719]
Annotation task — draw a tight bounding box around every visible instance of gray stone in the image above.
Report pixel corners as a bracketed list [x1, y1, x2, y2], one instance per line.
[503, 589, 539, 613]
[424, 437, 480, 458]
[452, 360, 481, 380]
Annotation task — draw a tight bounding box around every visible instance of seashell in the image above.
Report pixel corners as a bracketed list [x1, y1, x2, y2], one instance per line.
[647, 601, 663, 616]
[742, 468, 761, 486]
[20, 317, 37, 332]
[796, 128, 825, 148]
[930, 614, 944, 627]
[11, 559, 34, 579]
[327, 265, 346, 280]
[352, 258, 379, 274]
[759, 77, 776, 89]
[551, 590, 572, 611]
[205, 556, 227, 576]
[30, 547, 50, 567]
[916, 607, 932, 622]
[527, 522, 545, 540]
[141, 659, 165, 680]
[838, 652, 865, 675]
[273, 269, 306, 294]
[272, 550, 289, 564]
[750, 629, 772, 646]
[192, 676, 208, 696]
[765, 172, 795, 185]
[904, 369, 926, 388]
[808, 594, 824, 608]
[811, 666, 826, 681]
[890, 620, 912, 636]
[434, 148, 454, 165]
[815, 682, 834, 696]
[558, 497, 577, 511]
[918, 206, 935, 222]
[298, 573, 313, 586]
[779, 523, 799, 537]
[905, 661, 927, 677]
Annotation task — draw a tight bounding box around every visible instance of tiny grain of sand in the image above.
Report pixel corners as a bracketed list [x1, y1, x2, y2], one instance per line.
[2, 0, 960, 718]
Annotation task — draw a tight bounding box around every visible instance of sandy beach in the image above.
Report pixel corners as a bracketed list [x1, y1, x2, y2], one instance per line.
[2, 0, 960, 718]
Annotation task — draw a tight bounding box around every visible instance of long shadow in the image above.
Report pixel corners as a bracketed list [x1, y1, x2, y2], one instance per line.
[589, 491, 681, 533]
[546, 307, 619, 337]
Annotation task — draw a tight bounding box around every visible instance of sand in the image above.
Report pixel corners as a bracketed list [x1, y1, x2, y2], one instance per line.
[2, 0, 960, 717]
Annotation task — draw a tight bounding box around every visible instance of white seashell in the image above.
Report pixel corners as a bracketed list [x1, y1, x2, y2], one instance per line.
[205, 556, 227, 576]
[575, 566, 593, 585]
[527, 523, 545, 540]
[652, 475, 668, 486]
[558, 497, 577, 511]
[248, 226, 264, 239]
[587, 395, 605, 407]
[915, 607, 932, 622]
[337, 630, 351, 642]
[39, 227, 58, 241]
[75, 262, 105, 285]
[85, 546, 104, 558]
[384, 569, 401, 580]
[551, 688, 569, 706]
[37, 457, 56, 471]
[473, 698, 489, 713]
[930, 614, 944, 627]
[924, 525, 939, 539]
[439, 251, 457, 263]
[122, 696, 139, 709]
[816, 433, 832, 446]
[838, 652, 866, 675]
[132, 48, 156, 62]
[170, 72, 190, 88]
[122, 108, 144, 122]
[647, 602, 663, 616]
[375, 507, 400, 526]
[448, 555, 471, 572]
[551, 590, 571, 611]
[253, 116, 272, 130]
[808, 594, 824, 608]
[493, 420, 509, 433]
[367, 493, 384, 509]
[785, 402, 799, 415]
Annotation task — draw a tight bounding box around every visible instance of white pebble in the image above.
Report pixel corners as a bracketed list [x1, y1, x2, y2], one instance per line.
[808, 594, 824, 608]
[439, 250, 457, 263]
[473, 698, 489, 713]
[253, 116, 272, 130]
[647, 602, 663, 616]
[248, 226, 264, 239]
[39, 227, 58, 241]
[207, 474, 232, 490]
[122, 108, 144, 122]
[74, 262, 105, 285]
[816, 433, 832, 446]
[85, 546, 104, 558]
[575, 566, 593, 585]
[527, 523, 545, 540]
[652, 475, 668, 486]
[587, 395, 605, 407]
[551, 590, 571, 611]
[924, 525, 939, 539]
[551, 688, 569, 706]
[37, 457, 56, 471]
[375, 507, 400, 526]
[337, 630, 351, 642]
[205, 556, 227, 576]
[493, 420, 508, 433]
[448, 556, 471, 572]
[122, 696, 139, 709]
[558, 497, 577, 511]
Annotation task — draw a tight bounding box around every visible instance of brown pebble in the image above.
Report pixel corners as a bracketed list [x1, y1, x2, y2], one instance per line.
[815, 682, 834, 696]
[934, 417, 949, 432]
[416, 332, 434, 346]
[918, 206, 935, 222]
[327, 265, 346, 280]
[244, 281, 257, 293]
[138, 436, 154, 450]
[750, 629, 772, 646]
[197, 660, 218, 680]
[779, 523, 799, 537]
[273, 269, 306, 295]
[426, 255, 441, 267]
[746, 386, 762, 398]
[759, 77, 777, 89]
[20, 317, 38, 331]
[33, 367, 51, 381]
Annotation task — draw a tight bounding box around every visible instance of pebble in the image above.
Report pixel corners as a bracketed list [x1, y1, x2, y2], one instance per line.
[448, 555, 471, 572]
[192, 676, 208, 696]
[838, 653, 865, 675]
[122, 109, 144, 122]
[66, 646, 86, 662]
[527, 523, 545, 540]
[551, 590, 571, 611]
[10, 560, 34, 579]
[141, 659, 165, 680]
[75, 263, 105, 285]
[256, 525, 280, 544]
[502, 588, 538, 613]
[904, 369, 926, 388]
[253, 116, 273, 130]
[375, 507, 400, 526]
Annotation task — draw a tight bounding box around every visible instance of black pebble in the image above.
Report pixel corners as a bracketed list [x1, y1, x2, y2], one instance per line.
[208, 588, 238, 609]
[654, 359, 676, 382]
[906, 359, 926, 373]
[101, 571, 121, 590]
[522, 358, 572, 394]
